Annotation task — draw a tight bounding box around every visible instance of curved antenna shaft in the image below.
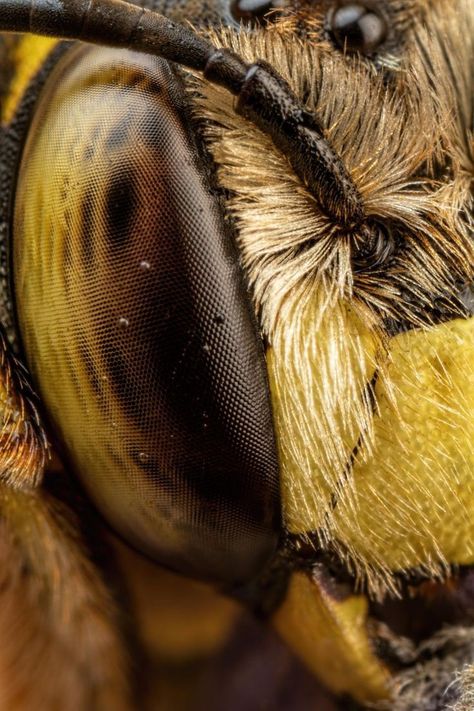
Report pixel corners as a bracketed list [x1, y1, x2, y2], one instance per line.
[1, 0, 215, 69]
[0, 0, 365, 227]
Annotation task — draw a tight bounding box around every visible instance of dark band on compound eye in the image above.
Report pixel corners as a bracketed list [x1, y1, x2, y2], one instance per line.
[105, 175, 137, 249]
[327, 2, 389, 55]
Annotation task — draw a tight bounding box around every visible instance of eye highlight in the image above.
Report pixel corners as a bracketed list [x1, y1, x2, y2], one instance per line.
[230, 0, 281, 24]
[328, 2, 388, 55]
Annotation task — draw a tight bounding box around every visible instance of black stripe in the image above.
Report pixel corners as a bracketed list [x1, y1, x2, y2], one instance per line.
[105, 174, 137, 250]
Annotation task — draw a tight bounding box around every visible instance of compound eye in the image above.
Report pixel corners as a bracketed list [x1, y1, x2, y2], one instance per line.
[13, 46, 280, 585]
[328, 3, 388, 54]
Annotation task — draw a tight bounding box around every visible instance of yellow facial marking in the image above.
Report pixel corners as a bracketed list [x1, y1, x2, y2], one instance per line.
[270, 311, 474, 593]
[332, 317, 474, 580]
[273, 571, 391, 702]
[1, 35, 59, 125]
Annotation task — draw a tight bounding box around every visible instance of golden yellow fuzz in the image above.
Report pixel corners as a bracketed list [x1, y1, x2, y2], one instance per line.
[0, 2, 472, 707]
[0, 486, 132, 710]
[332, 319, 474, 579]
[266, 293, 383, 538]
[271, 311, 474, 597]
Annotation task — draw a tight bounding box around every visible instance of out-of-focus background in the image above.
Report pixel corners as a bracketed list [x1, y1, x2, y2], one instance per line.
[114, 539, 349, 711]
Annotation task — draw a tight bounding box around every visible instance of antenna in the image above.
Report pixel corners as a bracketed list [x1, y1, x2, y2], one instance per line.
[1, 0, 365, 227]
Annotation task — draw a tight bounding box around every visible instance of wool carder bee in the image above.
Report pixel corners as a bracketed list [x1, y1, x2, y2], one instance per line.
[0, 0, 472, 708]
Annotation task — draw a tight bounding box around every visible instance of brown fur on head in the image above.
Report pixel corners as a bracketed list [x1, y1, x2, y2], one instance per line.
[193, 0, 473, 339]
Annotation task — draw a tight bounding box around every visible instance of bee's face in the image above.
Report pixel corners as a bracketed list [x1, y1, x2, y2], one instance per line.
[187, 3, 473, 699]
[190, 0, 474, 589]
[1, 0, 473, 706]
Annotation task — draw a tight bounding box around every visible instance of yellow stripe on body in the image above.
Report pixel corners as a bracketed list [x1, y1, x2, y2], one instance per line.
[1, 35, 59, 125]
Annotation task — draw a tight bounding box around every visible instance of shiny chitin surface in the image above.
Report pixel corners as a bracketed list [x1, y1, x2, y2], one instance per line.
[13, 44, 280, 584]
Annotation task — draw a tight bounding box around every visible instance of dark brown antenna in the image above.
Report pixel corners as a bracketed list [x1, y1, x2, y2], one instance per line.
[1, 0, 365, 227]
